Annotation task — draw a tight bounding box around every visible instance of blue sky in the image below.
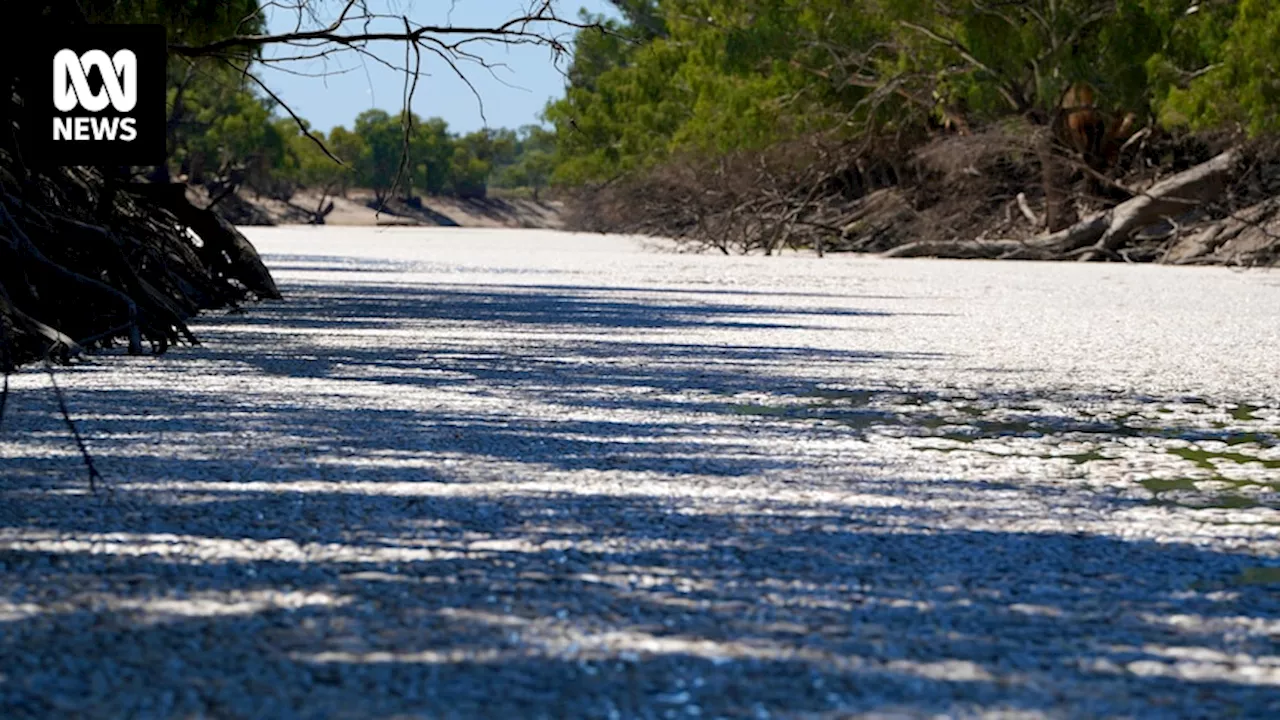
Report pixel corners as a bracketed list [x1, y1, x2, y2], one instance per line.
[255, 1, 620, 136]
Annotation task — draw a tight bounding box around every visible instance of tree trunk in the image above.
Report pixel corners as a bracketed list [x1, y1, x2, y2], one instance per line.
[1033, 149, 1237, 259]
[1039, 127, 1074, 232]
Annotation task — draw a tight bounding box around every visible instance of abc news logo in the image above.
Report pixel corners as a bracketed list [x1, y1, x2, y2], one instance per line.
[23, 25, 165, 166]
[54, 49, 140, 142]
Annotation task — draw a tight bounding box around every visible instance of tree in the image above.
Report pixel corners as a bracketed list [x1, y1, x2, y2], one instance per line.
[449, 144, 492, 200]
[281, 126, 352, 220]
[409, 117, 455, 196]
[493, 125, 558, 200]
[325, 126, 369, 196]
[351, 109, 407, 204]
[1155, 0, 1280, 137]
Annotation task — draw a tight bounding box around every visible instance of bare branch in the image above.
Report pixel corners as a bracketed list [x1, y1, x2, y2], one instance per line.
[220, 58, 345, 167]
[897, 20, 1026, 112]
[170, 5, 598, 59]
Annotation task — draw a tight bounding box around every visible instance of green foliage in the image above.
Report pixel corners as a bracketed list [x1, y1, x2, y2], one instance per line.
[84, 0, 1280, 206]
[282, 127, 353, 195]
[544, 0, 897, 184]
[167, 62, 284, 181]
[1157, 0, 1280, 136]
[352, 110, 406, 201]
[65, 0, 559, 202]
[448, 145, 491, 200]
[326, 114, 549, 200]
[885, 0, 1166, 115]
[407, 118, 453, 196]
[165, 63, 549, 201]
[492, 126, 558, 199]
[78, 0, 265, 46]
[324, 126, 370, 192]
[543, 0, 1280, 187]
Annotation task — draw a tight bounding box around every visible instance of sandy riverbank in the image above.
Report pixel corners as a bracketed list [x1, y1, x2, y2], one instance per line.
[198, 185, 565, 229]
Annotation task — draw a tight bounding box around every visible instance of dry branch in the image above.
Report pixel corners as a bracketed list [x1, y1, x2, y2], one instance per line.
[879, 148, 1242, 261]
[1023, 149, 1236, 257]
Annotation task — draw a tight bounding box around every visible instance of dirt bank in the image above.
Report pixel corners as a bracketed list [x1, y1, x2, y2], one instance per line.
[200, 186, 565, 229]
[560, 127, 1280, 267]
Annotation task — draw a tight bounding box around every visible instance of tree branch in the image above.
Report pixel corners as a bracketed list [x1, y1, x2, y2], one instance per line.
[897, 20, 1026, 112]
[170, 8, 597, 58]
[221, 57, 345, 167]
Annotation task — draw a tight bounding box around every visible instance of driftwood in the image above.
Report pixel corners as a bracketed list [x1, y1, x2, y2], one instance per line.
[1028, 149, 1236, 256]
[1015, 192, 1041, 227]
[1164, 196, 1280, 265]
[879, 149, 1240, 261]
[1076, 149, 1237, 261]
[881, 238, 1026, 259]
[283, 197, 336, 224]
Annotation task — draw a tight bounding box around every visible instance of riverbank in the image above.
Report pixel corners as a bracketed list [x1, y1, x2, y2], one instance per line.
[559, 130, 1280, 268]
[201, 186, 566, 229]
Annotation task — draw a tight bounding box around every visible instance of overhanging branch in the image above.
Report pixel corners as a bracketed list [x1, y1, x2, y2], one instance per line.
[897, 20, 1027, 112]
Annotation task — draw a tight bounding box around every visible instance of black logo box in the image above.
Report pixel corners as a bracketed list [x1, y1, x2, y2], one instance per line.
[5, 24, 166, 167]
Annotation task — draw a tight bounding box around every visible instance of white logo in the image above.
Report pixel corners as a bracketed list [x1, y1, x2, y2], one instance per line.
[53, 49, 137, 113]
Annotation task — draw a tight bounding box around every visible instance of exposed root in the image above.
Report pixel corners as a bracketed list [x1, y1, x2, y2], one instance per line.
[0, 162, 279, 368]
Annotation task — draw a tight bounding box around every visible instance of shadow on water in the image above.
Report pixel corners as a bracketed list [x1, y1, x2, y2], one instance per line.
[2, 489, 1278, 717]
[261, 254, 930, 302]
[2, 277, 1279, 717]
[207, 279, 952, 333]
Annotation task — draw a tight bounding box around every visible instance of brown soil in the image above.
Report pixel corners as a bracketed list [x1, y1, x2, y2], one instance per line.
[559, 125, 1280, 267]
[207, 187, 565, 229]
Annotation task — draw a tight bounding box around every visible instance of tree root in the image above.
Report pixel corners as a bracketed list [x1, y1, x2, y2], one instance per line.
[0, 162, 280, 368]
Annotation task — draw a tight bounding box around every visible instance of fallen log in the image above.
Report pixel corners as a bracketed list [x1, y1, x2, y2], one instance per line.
[1011, 149, 1235, 259]
[1165, 197, 1280, 265]
[1080, 149, 1237, 261]
[880, 238, 1026, 259]
[284, 198, 335, 224]
[1017, 214, 1113, 255]
[878, 149, 1241, 261]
